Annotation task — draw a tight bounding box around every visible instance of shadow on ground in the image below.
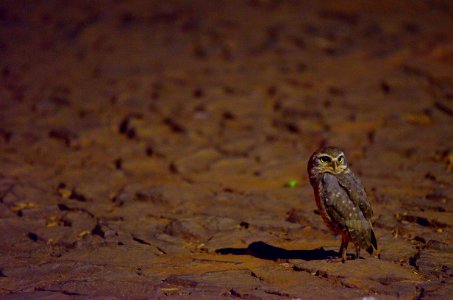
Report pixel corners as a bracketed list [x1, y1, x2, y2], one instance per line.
[216, 241, 338, 261]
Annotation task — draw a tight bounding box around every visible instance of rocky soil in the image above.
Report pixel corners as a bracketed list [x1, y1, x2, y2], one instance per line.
[0, 0, 452, 299]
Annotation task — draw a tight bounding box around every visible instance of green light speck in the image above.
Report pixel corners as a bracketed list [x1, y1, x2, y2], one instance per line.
[285, 180, 298, 188]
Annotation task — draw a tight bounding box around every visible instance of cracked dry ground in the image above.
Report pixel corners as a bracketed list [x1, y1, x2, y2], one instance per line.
[0, 0, 452, 299]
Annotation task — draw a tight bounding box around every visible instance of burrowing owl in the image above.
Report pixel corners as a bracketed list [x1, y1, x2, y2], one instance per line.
[307, 146, 377, 262]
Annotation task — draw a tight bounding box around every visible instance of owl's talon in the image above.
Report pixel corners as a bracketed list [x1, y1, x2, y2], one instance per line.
[326, 253, 354, 263]
[327, 256, 343, 263]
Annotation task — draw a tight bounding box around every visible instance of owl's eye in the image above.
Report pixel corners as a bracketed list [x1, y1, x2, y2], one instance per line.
[319, 156, 331, 163]
[338, 155, 344, 163]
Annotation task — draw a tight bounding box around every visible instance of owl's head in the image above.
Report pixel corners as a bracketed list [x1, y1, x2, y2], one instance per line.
[308, 146, 348, 178]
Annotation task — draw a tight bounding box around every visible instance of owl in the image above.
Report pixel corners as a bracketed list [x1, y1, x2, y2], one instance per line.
[307, 146, 377, 262]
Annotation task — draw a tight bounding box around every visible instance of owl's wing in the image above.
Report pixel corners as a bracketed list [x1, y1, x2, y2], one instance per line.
[321, 173, 361, 228]
[336, 171, 373, 220]
[321, 173, 376, 250]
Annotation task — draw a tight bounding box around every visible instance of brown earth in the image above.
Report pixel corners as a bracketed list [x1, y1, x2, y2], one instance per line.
[0, 0, 452, 299]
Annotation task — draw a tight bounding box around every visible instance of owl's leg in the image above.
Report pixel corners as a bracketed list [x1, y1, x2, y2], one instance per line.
[328, 230, 350, 263]
[339, 230, 349, 263]
[354, 244, 360, 260]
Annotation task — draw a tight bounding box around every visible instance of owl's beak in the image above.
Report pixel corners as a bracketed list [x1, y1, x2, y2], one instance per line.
[333, 161, 340, 173]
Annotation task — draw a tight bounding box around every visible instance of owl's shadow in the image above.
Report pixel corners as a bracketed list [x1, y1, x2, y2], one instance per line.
[216, 241, 337, 261]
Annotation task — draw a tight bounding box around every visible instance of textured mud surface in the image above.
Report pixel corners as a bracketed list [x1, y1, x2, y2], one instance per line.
[1, 0, 452, 299]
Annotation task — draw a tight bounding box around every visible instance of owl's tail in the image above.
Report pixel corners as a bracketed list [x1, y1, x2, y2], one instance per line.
[347, 220, 377, 254]
[366, 228, 378, 254]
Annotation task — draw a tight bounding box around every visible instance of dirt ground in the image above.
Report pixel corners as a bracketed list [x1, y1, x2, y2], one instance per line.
[0, 0, 452, 299]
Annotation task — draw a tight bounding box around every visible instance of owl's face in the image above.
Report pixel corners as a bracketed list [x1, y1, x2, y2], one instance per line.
[308, 146, 348, 176]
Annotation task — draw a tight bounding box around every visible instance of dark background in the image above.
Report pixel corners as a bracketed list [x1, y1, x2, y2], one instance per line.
[0, 0, 452, 298]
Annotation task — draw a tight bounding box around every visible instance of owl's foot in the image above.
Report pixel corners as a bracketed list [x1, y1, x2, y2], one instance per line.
[327, 251, 357, 263]
[352, 253, 363, 260]
[327, 253, 354, 263]
[327, 256, 344, 263]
